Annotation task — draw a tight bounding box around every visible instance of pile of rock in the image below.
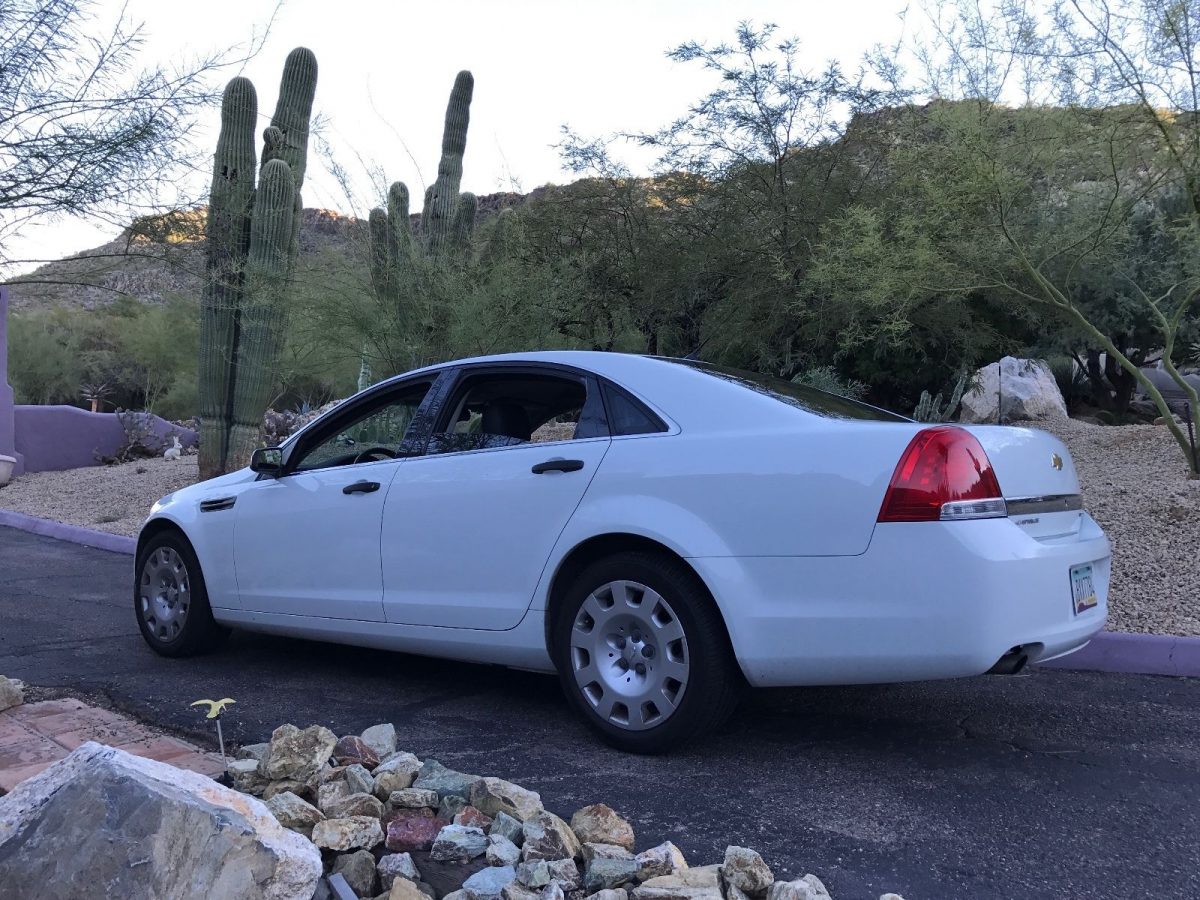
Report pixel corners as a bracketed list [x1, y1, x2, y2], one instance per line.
[227, 722, 907, 900]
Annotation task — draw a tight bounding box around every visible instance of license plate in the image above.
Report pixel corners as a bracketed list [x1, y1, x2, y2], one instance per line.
[1070, 563, 1098, 615]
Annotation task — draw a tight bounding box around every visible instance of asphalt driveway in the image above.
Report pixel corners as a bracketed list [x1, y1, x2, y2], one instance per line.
[1, 525, 1197, 900]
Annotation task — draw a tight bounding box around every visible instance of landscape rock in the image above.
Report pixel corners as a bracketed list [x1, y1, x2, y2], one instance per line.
[545, 858, 581, 891]
[631, 866, 722, 900]
[442, 891, 469, 900]
[237, 741, 270, 762]
[414, 760, 480, 800]
[228, 757, 270, 795]
[582, 843, 634, 865]
[385, 809, 445, 852]
[721, 847, 773, 896]
[0, 742, 321, 899]
[521, 811, 582, 862]
[502, 884, 541, 900]
[375, 751, 422, 780]
[455, 805, 494, 829]
[390, 788, 441, 809]
[960, 356, 1068, 423]
[635, 843, 688, 881]
[766, 876, 830, 900]
[570, 804, 634, 852]
[377, 771, 423, 799]
[259, 724, 338, 782]
[585, 856, 640, 892]
[440, 794, 470, 820]
[312, 816, 384, 852]
[333, 849, 379, 898]
[325, 791, 385, 820]
[265, 791, 324, 837]
[463, 865, 518, 900]
[333, 735, 381, 770]
[378, 852, 421, 891]
[517, 860, 553, 889]
[361, 723, 398, 759]
[487, 834, 522, 867]
[264, 779, 310, 802]
[344, 763, 376, 796]
[432, 824, 489, 862]
[516, 859, 580, 892]
[0, 676, 22, 711]
[489, 811, 525, 846]
[391, 879, 432, 900]
[587, 891, 629, 900]
[319, 780, 354, 813]
[540, 885, 565, 900]
[469, 777, 544, 822]
[879, 895, 906, 900]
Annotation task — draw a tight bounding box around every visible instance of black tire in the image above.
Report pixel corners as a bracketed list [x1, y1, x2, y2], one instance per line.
[552, 551, 743, 754]
[134, 531, 229, 658]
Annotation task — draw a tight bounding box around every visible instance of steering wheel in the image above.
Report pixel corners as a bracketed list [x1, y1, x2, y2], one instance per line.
[352, 446, 397, 464]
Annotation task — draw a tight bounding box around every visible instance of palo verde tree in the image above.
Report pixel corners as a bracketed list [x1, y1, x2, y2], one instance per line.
[198, 48, 318, 478]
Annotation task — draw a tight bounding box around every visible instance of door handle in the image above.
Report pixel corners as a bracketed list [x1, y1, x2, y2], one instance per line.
[531, 458, 585, 474]
[343, 480, 381, 495]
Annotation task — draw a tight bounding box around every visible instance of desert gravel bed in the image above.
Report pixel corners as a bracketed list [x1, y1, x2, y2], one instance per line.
[0, 456, 197, 538]
[1, 419, 1197, 635]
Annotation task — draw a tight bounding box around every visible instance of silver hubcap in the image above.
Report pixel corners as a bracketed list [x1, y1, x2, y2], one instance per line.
[569, 580, 689, 731]
[139, 547, 191, 643]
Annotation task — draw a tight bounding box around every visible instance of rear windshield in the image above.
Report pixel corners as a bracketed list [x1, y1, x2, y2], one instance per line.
[668, 360, 907, 422]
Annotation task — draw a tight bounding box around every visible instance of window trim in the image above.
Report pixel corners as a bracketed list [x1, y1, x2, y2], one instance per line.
[599, 378, 670, 437]
[418, 362, 611, 460]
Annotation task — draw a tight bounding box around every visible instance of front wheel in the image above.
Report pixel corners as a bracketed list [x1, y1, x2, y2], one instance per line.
[553, 551, 743, 753]
[135, 532, 228, 658]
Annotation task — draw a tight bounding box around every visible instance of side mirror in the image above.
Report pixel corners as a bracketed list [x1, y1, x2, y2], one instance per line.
[250, 447, 284, 477]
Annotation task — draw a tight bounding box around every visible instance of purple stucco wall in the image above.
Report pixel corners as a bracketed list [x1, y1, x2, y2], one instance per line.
[13, 406, 197, 472]
[0, 285, 25, 477]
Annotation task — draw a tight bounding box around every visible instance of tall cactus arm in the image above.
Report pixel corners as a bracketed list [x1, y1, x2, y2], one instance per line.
[368, 206, 394, 305]
[449, 192, 478, 252]
[199, 76, 258, 479]
[226, 159, 298, 470]
[423, 70, 474, 256]
[267, 47, 318, 191]
[387, 181, 413, 261]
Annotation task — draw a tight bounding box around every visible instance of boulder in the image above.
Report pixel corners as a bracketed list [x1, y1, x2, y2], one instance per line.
[959, 357, 1068, 423]
[265, 791, 324, 837]
[0, 676, 22, 712]
[587, 891, 629, 900]
[237, 742, 270, 762]
[333, 849, 379, 898]
[390, 788, 441, 809]
[440, 794, 470, 820]
[489, 812, 525, 846]
[766, 876, 830, 900]
[463, 865, 518, 900]
[325, 791, 385, 820]
[516, 859, 579, 892]
[377, 771, 423, 799]
[378, 852, 421, 891]
[385, 809, 445, 852]
[635, 843, 688, 881]
[344, 763, 375, 796]
[392, 879, 432, 900]
[502, 884, 541, 900]
[361, 723, 398, 759]
[375, 751, 423, 780]
[545, 858, 581, 891]
[487, 834, 522, 867]
[333, 735, 381, 770]
[521, 811, 581, 862]
[0, 742, 321, 899]
[517, 860, 554, 889]
[540, 885, 565, 900]
[721, 847, 773, 896]
[584, 856, 640, 893]
[259, 724, 338, 782]
[318, 780, 354, 813]
[431, 824, 488, 862]
[582, 843, 633, 865]
[631, 866, 722, 900]
[414, 760, 480, 800]
[570, 804, 634, 852]
[228, 757, 270, 795]
[455, 805, 494, 829]
[312, 816, 384, 852]
[264, 779, 311, 802]
[469, 777, 544, 822]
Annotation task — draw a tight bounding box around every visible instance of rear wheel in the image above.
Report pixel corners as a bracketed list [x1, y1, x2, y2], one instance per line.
[135, 532, 228, 657]
[553, 551, 742, 753]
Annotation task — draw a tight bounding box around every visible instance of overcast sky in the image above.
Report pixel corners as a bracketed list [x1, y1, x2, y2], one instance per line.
[11, 0, 913, 271]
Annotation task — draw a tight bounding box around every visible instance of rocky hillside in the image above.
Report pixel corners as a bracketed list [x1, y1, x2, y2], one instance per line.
[6, 191, 528, 312]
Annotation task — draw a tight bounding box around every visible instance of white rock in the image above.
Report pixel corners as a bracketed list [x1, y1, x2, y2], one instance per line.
[521, 811, 582, 862]
[390, 788, 441, 808]
[632, 865, 723, 900]
[463, 865, 518, 900]
[0, 676, 25, 711]
[587, 891, 629, 900]
[767, 875, 831, 900]
[960, 356, 1067, 423]
[721, 846, 773, 895]
[311, 815, 384, 851]
[361, 723, 398, 758]
[378, 852, 421, 891]
[265, 791, 324, 837]
[635, 842, 688, 881]
[487, 834, 522, 867]
[470, 777, 544, 822]
[431, 824, 488, 862]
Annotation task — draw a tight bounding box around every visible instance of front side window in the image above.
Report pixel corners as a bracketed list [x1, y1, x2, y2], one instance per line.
[292, 381, 433, 472]
[428, 371, 606, 455]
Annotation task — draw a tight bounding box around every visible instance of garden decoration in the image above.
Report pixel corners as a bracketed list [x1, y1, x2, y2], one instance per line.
[190, 697, 236, 765]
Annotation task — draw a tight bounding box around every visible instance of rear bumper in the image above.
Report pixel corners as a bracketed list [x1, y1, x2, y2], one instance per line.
[690, 514, 1110, 687]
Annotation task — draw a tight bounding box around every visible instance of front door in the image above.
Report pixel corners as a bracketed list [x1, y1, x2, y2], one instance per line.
[381, 366, 610, 629]
[234, 378, 436, 621]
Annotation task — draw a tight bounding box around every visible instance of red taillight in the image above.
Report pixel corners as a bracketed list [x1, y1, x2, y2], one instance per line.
[877, 426, 1006, 522]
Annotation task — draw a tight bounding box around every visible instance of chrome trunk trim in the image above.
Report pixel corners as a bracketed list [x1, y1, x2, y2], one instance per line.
[1005, 494, 1083, 515]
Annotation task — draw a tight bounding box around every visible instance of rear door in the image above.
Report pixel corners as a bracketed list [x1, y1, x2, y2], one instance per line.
[380, 365, 610, 629]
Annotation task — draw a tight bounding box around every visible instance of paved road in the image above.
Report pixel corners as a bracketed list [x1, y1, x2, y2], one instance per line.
[2, 526, 1198, 899]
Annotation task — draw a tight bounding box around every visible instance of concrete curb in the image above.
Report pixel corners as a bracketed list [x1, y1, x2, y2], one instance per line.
[1037, 631, 1200, 678]
[1, 510, 1198, 678]
[0, 510, 135, 555]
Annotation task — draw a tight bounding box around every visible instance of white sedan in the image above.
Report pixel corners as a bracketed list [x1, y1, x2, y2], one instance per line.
[136, 352, 1109, 752]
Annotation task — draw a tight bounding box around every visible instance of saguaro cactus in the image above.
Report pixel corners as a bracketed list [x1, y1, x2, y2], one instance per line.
[198, 49, 318, 478]
[369, 71, 477, 324]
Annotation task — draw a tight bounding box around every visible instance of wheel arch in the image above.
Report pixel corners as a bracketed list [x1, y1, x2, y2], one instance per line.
[543, 532, 738, 671]
[136, 516, 194, 562]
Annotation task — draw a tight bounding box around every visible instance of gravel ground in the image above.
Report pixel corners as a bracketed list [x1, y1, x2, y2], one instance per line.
[0, 456, 197, 538]
[1, 420, 1197, 634]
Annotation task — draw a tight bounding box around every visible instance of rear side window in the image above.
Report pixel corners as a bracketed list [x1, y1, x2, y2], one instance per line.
[604, 384, 668, 436]
[669, 360, 906, 422]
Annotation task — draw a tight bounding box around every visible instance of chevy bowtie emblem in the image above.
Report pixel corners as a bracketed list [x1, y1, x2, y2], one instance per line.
[1051, 453, 1063, 471]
